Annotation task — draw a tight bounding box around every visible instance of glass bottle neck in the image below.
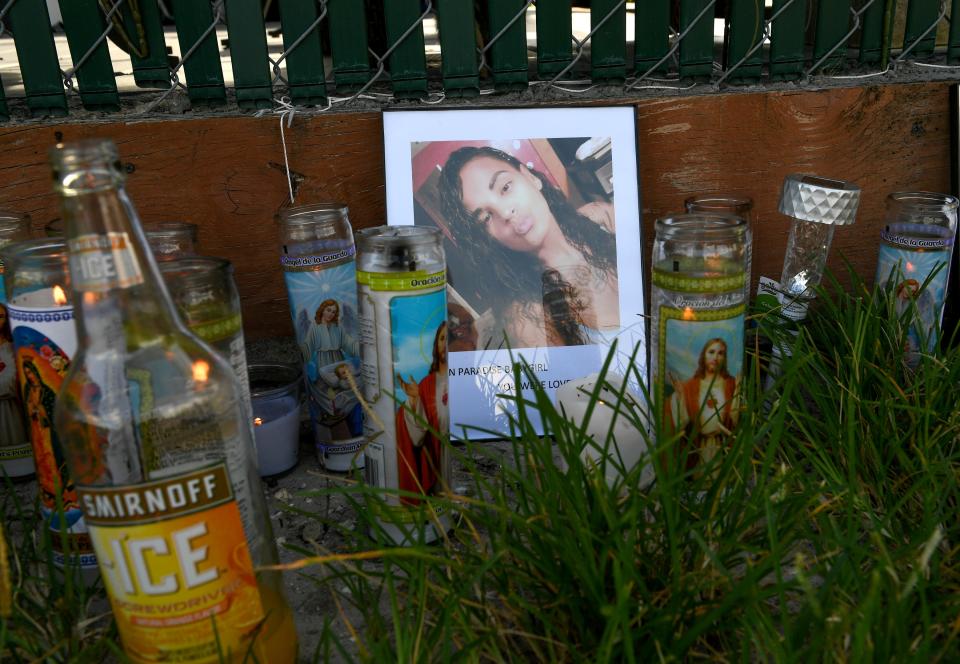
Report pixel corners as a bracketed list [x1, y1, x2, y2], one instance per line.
[58, 176, 183, 349]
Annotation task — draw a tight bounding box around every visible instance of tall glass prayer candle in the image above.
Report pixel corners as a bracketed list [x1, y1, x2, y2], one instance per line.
[0, 212, 32, 478]
[685, 195, 754, 304]
[143, 221, 199, 260]
[875, 192, 959, 362]
[0, 239, 96, 573]
[159, 256, 253, 423]
[651, 213, 750, 472]
[278, 203, 364, 471]
[357, 226, 450, 546]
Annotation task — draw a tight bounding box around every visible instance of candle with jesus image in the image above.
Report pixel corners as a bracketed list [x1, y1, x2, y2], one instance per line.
[356, 226, 451, 546]
[0, 239, 95, 573]
[650, 213, 749, 473]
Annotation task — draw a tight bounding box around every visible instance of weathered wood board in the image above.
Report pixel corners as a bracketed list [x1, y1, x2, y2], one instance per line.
[0, 81, 949, 340]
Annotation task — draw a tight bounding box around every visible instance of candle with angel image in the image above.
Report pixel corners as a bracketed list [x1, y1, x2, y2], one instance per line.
[875, 192, 958, 363]
[279, 203, 365, 471]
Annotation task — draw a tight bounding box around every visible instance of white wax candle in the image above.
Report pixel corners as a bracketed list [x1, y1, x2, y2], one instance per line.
[252, 394, 300, 476]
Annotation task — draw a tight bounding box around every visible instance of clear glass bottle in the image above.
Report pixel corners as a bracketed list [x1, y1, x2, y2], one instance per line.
[875, 191, 959, 358]
[650, 213, 749, 471]
[51, 139, 296, 664]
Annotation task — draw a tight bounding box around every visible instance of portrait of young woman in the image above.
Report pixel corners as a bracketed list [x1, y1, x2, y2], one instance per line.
[383, 107, 645, 436]
[412, 137, 620, 352]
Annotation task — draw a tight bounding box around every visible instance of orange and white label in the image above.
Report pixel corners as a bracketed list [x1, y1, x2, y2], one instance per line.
[80, 464, 265, 663]
[68, 232, 144, 292]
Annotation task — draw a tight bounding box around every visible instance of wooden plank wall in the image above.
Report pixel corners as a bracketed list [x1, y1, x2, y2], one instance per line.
[0, 81, 950, 340]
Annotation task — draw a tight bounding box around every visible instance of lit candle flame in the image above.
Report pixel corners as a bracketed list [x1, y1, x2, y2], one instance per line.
[253, 417, 263, 427]
[191, 360, 210, 382]
[682, 307, 696, 321]
[52, 285, 67, 306]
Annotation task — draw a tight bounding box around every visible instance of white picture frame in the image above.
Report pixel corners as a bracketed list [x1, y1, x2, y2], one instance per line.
[383, 106, 647, 438]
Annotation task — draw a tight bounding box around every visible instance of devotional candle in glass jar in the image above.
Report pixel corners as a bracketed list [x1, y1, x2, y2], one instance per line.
[651, 213, 749, 471]
[0, 239, 96, 573]
[356, 226, 450, 546]
[875, 192, 958, 362]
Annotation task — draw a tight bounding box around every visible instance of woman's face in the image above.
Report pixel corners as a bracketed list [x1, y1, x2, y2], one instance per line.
[703, 341, 726, 375]
[437, 325, 447, 357]
[25, 367, 38, 385]
[321, 304, 337, 323]
[458, 156, 556, 254]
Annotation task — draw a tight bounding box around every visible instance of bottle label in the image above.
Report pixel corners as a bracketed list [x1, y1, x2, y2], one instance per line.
[358, 271, 448, 508]
[281, 246, 364, 457]
[81, 463, 265, 664]
[68, 232, 144, 292]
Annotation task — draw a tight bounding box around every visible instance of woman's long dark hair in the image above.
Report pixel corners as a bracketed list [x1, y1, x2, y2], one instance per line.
[438, 145, 617, 346]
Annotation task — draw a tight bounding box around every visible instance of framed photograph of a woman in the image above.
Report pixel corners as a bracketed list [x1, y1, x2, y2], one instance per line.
[384, 107, 645, 437]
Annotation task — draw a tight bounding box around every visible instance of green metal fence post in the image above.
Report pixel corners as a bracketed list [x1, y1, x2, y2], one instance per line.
[679, 0, 715, 80]
[769, 0, 807, 80]
[859, 0, 885, 64]
[812, 0, 852, 73]
[591, 0, 626, 83]
[168, 0, 227, 105]
[437, 0, 479, 97]
[59, 0, 121, 110]
[487, 0, 528, 91]
[224, 0, 273, 109]
[634, 0, 670, 76]
[0, 74, 7, 121]
[725, 0, 764, 82]
[7, 0, 68, 117]
[120, 0, 170, 88]
[277, 0, 327, 105]
[950, 0, 960, 63]
[327, 0, 371, 93]
[535, 0, 572, 78]
[383, 0, 427, 99]
[903, 0, 941, 59]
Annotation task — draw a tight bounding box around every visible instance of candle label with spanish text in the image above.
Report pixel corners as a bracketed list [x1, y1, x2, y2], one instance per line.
[68, 232, 144, 292]
[7, 302, 95, 568]
[80, 463, 265, 664]
[281, 240, 364, 462]
[876, 223, 954, 354]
